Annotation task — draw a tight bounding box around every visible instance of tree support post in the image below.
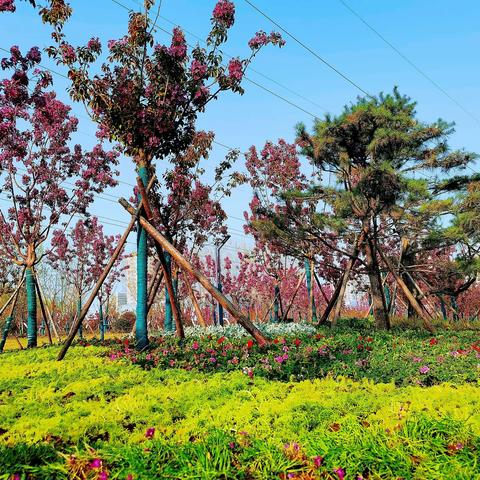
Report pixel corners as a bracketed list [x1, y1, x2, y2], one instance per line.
[57, 177, 156, 360]
[119, 198, 270, 346]
[0, 285, 22, 353]
[33, 274, 53, 345]
[183, 272, 206, 327]
[377, 246, 434, 332]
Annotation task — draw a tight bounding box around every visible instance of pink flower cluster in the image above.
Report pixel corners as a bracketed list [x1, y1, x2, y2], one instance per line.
[190, 59, 208, 81]
[212, 0, 235, 28]
[169, 27, 187, 59]
[0, 0, 15, 12]
[228, 58, 243, 82]
[248, 30, 286, 50]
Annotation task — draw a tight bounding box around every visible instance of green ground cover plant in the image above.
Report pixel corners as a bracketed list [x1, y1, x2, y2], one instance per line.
[0, 326, 480, 479]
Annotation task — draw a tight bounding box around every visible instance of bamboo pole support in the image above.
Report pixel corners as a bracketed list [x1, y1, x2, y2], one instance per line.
[119, 198, 270, 346]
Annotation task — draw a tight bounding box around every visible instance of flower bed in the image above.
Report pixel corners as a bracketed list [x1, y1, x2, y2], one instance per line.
[105, 325, 480, 386]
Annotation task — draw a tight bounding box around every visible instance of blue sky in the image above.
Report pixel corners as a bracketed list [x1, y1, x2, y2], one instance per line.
[1, 0, 479, 258]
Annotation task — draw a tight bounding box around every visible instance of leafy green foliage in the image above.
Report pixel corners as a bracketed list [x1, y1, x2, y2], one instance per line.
[0, 328, 480, 479]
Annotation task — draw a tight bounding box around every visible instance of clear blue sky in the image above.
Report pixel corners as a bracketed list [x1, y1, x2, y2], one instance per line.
[2, 0, 479, 257]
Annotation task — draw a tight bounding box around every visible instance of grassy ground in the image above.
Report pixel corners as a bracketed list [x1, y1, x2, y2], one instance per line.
[1, 326, 480, 479]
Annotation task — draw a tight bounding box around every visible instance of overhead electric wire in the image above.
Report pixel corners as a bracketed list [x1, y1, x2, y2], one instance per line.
[336, 0, 480, 125]
[243, 0, 371, 97]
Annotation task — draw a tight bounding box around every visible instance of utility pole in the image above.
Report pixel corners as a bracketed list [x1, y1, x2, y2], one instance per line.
[215, 234, 230, 326]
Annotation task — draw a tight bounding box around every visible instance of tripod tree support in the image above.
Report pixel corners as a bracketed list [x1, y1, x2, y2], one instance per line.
[0, 270, 26, 319]
[0, 284, 22, 353]
[57, 177, 156, 361]
[119, 198, 270, 347]
[376, 246, 434, 333]
[32, 271, 53, 345]
[183, 271, 206, 327]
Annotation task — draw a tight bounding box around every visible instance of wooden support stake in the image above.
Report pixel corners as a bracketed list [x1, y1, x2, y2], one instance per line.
[57, 177, 156, 360]
[136, 180, 184, 338]
[281, 272, 305, 322]
[377, 246, 434, 333]
[33, 272, 61, 341]
[147, 264, 164, 315]
[183, 272, 206, 327]
[119, 198, 270, 346]
[0, 270, 26, 319]
[33, 274, 53, 345]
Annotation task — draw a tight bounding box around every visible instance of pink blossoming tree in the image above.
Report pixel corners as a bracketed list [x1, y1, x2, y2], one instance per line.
[46, 0, 284, 348]
[0, 47, 118, 347]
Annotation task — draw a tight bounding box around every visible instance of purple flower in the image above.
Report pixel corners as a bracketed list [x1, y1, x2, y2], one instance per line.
[145, 427, 155, 439]
[419, 365, 430, 374]
[98, 472, 109, 480]
[90, 458, 102, 469]
[313, 455, 323, 467]
[334, 467, 346, 480]
[412, 356, 422, 363]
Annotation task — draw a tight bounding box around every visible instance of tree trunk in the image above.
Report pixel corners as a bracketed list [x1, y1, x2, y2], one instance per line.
[273, 285, 280, 323]
[451, 295, 459, 321]
[305, 259, 316, 322]
[99, 299, 104, 341]
[331, 233, 365, 325]
[164, 252, 174, 331]
[318, 230, 365, 326]
[364, 236, 389, 329]
[136, 164, 149, 350]
[77, 297, 83, 339]
[26, 267, 37, 348]
[439, 295, 447, 320]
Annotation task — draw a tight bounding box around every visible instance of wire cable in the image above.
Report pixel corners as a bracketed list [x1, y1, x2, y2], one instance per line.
[243, 0, 371, 97]
[337, 0, 480, 125]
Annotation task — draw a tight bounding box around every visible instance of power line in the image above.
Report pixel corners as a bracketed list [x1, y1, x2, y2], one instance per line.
[336, 0, 480, 125]
[243, 0, 371, 97]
